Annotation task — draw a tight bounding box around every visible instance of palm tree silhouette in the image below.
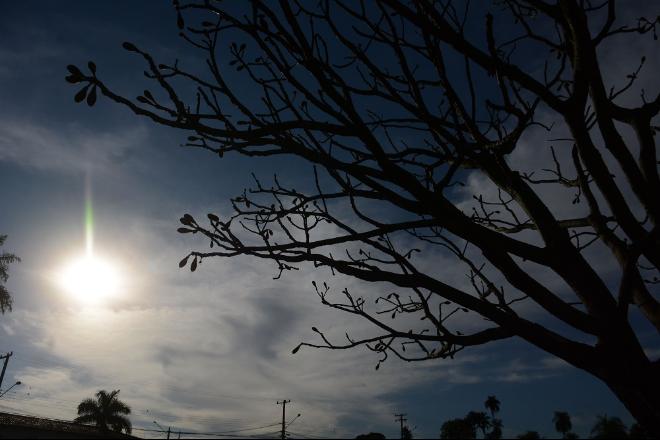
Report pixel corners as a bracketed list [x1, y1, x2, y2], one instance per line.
[553, 411, 572, 438]
[74, 389, 132, 434]
[484, 396, 502, 439]
[590, 414, 627, 439]
[484, 396, 500, 419]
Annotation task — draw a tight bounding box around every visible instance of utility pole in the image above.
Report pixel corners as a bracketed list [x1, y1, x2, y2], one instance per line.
[154, 420, 170, 439]
[0, 352, 13, 390]
[277, 399, 291, 440]
[395, 413, 407, 440]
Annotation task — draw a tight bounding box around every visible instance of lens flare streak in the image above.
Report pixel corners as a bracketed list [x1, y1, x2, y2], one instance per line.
[85, 172, 94, 257]
[57, 172, 121, 304]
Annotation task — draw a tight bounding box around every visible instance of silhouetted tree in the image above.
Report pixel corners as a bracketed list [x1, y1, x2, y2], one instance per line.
[465, 411, 491, 437]
[482, 396, 502, 439]
[402, 426, 413, 440]
[440, 418, 476, 439]
[553, 411, 573, 439]
[67, 1, 660, 434]
[0, 235, 19, 314]
[484, 396, 500, 420]
[517, 431, 541, 440]
[355, 433, 386, 440]
[356, 433, 386, 440]
[485, 418, 503, 440]
[74, 389, 132, 434]
[589, 415, 627, 439]
[629, 422, 653, 439]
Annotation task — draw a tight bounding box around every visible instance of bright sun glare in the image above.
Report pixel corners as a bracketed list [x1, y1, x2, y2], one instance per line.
[58, 173, 123, 304]
[59, 255, 120, 303]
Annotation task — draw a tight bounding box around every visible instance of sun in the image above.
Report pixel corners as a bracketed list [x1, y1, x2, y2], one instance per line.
[59, 255, 120, 303]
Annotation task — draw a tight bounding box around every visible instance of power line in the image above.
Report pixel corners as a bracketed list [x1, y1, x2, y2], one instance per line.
[201, 422, 281, 434]
[4, 355, 389, 438]
[139, 421, 281, 436]
[153, 420, 171, 439]
[287, 430, 330, 439]
[0, 394, 277, 436]
[1, 385, 343, 439]
[132, 426, 282, 438]
[0, 389, 277, 435]
[1, 396, 279, 433]
[0, 394, 342, 439]
[0, 407, 281, 440]
[0, 404, 44, 418]
[0, 381, 263, 422]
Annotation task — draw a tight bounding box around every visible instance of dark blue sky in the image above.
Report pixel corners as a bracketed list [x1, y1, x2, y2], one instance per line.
[0, 1, 657, 438]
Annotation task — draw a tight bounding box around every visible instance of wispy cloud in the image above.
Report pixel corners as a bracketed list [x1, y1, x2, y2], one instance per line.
[0, 119, 148, 175]
[493, 356, 569, 383]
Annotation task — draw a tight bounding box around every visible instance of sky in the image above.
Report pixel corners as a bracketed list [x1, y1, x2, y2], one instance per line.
[0, 1, 658, 439]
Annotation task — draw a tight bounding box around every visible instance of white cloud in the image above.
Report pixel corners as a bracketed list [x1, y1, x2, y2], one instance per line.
[1, 205, 494, 437]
